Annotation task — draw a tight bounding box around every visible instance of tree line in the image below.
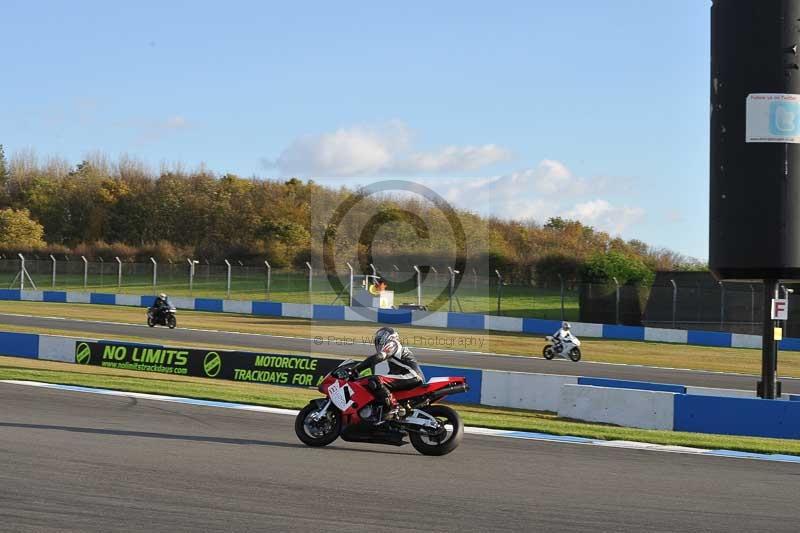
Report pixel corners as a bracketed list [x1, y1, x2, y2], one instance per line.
[0, 147, 704, 284]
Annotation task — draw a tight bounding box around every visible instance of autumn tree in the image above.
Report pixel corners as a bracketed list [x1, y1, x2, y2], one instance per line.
[0, 208, 46, 249]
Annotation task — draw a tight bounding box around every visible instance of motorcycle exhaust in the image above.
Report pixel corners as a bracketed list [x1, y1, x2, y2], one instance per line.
[427, 383, 469, 403]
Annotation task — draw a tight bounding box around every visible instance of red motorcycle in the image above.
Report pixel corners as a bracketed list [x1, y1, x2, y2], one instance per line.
[294, 360, 469, 456]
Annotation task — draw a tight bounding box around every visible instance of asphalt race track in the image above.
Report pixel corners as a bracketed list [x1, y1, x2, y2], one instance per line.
[2, 382, 799, 532]
[2, 312, 799, 393]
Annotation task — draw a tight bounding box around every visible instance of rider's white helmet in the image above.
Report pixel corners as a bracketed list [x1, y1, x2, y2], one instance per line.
[562, 321, 571, 330]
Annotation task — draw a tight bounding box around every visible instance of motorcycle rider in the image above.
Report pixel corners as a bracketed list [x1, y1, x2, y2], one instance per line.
[150, 293, 171, 322]
[353, 327, 424, 420]
[552, 321, 574, 353]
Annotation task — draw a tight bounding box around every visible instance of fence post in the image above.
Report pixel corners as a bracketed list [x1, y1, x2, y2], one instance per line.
[187, 259, 194, 293]
[719, 280, 725, 330]
[431, 266, 438, 284]
[98, 257, 104, 287]
[150, 257, 157, 294]
[495, 270, 503, 315]
[612, 276, 620, 324]
[670, 279, 677, 329]
[392, 264, 399, 281]
[116, 257, 122, 288]
[346, 262, 354, 306]
[82, 256, 88, 290]
[749, 284, 756, 334]
[50, 254, 56, 289]
[305, 262, 313, 297]
[558, 273, 565, 321]
[447, 267, 456, 312]
[224, 259, 232, 298]
[265, 260, 271, 300]
[18, 253, 25, 291]
[413, 265, 422, 307]
[370, 263, 377, 278]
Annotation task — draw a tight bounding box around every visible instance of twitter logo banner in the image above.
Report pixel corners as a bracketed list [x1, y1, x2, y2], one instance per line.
[747, 93, 800, 143]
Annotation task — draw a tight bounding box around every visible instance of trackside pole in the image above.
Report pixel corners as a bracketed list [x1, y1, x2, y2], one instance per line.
[758, 279, 780, 399]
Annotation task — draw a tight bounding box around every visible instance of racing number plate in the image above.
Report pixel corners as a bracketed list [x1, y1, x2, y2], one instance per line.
[328, 381, 354, 411]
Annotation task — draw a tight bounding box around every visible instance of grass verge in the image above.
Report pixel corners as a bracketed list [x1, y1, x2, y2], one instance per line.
[0, 300, 798, 377]
[2, 356, 799, 456]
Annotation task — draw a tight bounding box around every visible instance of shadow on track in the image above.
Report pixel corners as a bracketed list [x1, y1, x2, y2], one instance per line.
[0, 421, 306, 449]
[0, 421, 416, 456]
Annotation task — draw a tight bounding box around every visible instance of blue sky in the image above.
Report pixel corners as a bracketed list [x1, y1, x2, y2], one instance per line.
[1, 1, 710, 259]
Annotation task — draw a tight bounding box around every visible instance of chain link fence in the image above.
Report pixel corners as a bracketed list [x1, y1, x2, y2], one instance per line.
[7, 257, 793, 333]
[0, 257, 579, 319]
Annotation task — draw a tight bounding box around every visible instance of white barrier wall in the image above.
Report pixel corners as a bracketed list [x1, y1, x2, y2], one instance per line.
[223, 300, 253, 314]
[282, 303, 312, 319]
[66, 292, 91, 304]
[170, 296, 196, 310]
[38, 334, 88, 363]
[484, 316, 524, 333]
[481, 370, 578, 412]
[731, 333, 761, 349]
[644, 327, 689, 344]
[558, 384, 676, 430]
[115, 294, 142, 306]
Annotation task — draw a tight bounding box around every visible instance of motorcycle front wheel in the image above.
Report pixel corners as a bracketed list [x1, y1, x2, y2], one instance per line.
[166, 315, 177, 329]
[542, 346, 555, 360]
[409, 405, 464, 456]
[295, 402, 341, 447]
[569, 347, 582, 362]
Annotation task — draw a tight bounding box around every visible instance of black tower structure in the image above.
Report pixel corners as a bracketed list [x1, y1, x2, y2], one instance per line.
[710, 0, 800, 398]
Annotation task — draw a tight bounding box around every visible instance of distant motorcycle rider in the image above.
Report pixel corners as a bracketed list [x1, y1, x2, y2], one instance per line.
[552, 321, 574, 352]
[150, 293, 170, 320]
[353, 327, 424, 420]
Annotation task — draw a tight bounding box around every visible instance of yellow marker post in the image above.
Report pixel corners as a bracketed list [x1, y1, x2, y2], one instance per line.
[774, 327, 783, 341]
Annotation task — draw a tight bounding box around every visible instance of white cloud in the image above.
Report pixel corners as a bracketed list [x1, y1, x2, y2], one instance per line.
[398, 144, 512, 173]
[437, 160, 646, 235]
[266, 121, 511, 177]
[566, 200, 646, 234]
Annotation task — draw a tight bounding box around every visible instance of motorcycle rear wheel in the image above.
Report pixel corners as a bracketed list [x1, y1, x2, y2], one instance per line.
[409, 405, 463, 456]
[147, 316, 156, 327]
[295, 402, 341, 447]
[542, 346, 555, 360]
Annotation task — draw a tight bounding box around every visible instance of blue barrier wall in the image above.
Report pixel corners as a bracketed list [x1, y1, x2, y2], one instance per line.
[0, 331, 40, 358]
[44, 291, 67, 303]
[377, 309, 412, 325]
[0, 289, 21, 300]
[602, 325, 645, 341]
[313, 305, 345, 321]
[577, 377, 686, 394]
[674, 394, 800, 439]
[253, 301, 282, 316]
[195, 298, 224, 312]
[687, 330, 732, 348]
[90, 293, 116, 305]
